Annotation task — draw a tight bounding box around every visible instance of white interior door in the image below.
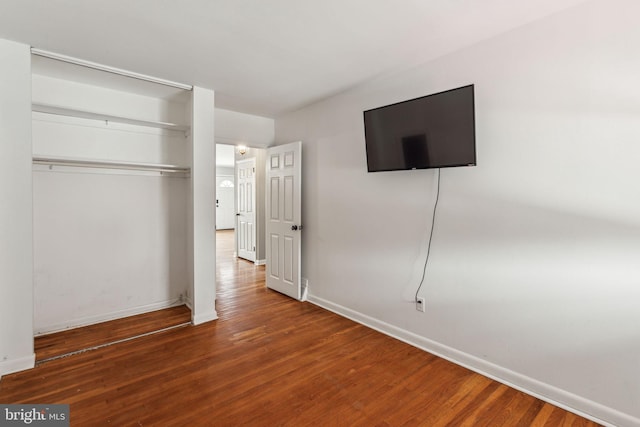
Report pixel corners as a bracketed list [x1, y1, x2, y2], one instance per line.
[236, 158, 256, 262]
[266, 141, 302, 300]
[216, 175, 235, 230]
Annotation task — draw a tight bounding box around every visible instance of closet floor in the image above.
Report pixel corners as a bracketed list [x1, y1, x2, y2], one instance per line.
[34, 305, 191, 362]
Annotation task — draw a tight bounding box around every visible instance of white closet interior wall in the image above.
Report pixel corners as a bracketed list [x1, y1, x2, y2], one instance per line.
[32, 60, 192, 334]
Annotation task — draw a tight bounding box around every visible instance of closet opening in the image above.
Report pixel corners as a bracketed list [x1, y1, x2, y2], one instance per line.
[31, 51, 202, 361]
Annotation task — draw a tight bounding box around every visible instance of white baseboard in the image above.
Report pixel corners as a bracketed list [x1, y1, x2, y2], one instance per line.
[307, 294, 636, 427]
[186, 296, 218, 324]
[34, 299, 186, 336]
[255, 259, 266, 266]
[192, 310, 218, 325]
[0, 353, 35, 379]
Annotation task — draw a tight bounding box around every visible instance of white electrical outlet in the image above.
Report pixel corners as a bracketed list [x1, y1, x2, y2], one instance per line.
[416, 297, 426, 312]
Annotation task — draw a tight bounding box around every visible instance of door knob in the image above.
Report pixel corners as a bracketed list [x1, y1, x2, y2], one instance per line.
[291, 225, 298, 231]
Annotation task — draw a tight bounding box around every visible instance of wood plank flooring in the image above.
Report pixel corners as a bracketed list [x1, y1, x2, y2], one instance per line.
[35, 305, 192, 362]
[0, 229, 601, 426]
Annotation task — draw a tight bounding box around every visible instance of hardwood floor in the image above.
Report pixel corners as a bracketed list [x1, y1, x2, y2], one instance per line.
[0, 229, 600, 426]
[35, 305, 192, 362]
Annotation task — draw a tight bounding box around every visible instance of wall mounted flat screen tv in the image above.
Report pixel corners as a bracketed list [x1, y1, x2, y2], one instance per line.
[364, 84, 476, 172]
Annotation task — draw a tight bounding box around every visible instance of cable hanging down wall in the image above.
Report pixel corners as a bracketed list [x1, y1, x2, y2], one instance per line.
[415, 168, 441, 302]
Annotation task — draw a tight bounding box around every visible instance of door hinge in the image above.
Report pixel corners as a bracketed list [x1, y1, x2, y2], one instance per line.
[253, 167, 255, 173]
[253, 246, 256, 251]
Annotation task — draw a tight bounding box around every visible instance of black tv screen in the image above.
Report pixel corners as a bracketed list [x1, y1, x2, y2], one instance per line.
[364, 84, 476, 172]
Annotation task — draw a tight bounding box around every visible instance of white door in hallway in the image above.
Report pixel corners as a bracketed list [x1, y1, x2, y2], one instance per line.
[266, 141, 302, 300]
[236, 158, 256, 262]
[216, 175, 235, 230]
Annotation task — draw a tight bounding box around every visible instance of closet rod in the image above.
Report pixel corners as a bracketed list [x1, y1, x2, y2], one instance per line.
[31, 48, 193, 91]
[33, 157, 190, 174]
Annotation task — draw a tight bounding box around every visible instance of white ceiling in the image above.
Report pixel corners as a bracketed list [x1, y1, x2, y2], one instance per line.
[0, 0, 588, 117]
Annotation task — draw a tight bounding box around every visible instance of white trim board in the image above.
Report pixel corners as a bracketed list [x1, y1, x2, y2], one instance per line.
[34, 298, 186, 336]
[0, 353, 35, 379]
[307, 294, 635, 427]
[192, 310, 218, 325]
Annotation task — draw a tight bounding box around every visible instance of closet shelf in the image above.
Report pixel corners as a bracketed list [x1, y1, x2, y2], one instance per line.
[33, 156, 190, 174]
[32, 103, 190, 133]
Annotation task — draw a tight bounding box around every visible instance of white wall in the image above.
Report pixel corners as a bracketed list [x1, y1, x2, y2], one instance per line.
[215, 108, 274, 148]
[33, 74, 189, 126]
[32, 74, 191, 333]
[32, 169, 189, 333]
[0, 40, 34, 376]
[32, 74, 189, 165]
[275, 1, 640, 425]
